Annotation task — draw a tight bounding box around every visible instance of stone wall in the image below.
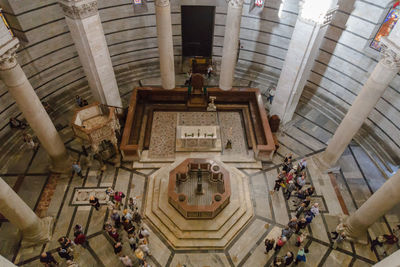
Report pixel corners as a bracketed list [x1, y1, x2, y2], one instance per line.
[0, 0, 399, 163]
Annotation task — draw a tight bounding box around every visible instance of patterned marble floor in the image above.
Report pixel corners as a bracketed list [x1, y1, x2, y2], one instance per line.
[0, 91, 399, 266]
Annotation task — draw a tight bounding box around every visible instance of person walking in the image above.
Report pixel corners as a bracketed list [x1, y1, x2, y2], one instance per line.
[331, 223, 346, 240]
[72, 161, 83, 178]
[119, 255, 133, 267]
[271, 173, 285, 195]
[284, 251, 294, 266]
[114, 242, 123, 255]
[89, 195, 100, 211]
[294, 247, 308, 265]
[264, 238, 275, 254]
[274, 236, 287, 253]
[285, 180, 296, 200]
[57, 247, 74, 261]
[40, 252, 59, 266]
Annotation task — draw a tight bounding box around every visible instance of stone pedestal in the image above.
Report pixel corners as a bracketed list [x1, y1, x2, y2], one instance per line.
[219, 0, 244, 91]
[59, 0, 122, 107]
[271, 0, 338, 124]
[0, 178, 53, 247]
[155, 0, 175, 89]
[0, 38, 71, 173]
[318, 37, 400, 169]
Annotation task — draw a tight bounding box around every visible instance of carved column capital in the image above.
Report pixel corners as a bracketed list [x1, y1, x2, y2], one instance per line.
[58, 0, 98, 19]
[227, 0, 244, 8]
[0, 41, 19, 71]
[155, 0, 169, 7]
[380, 43, 400, 69]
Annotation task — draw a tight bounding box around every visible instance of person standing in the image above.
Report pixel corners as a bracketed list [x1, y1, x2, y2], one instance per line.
[114, 191, 125, 210]
[75, 95, 83, 107]
[40, 252, 59, 266]
[111, 210, 121, 228]
[72, 161, 83, 178]
[74, 232, 88, 249]
[295, 203, 306, 219]
[294, 247, 308, 265]
[57, 247, 74, 261]
[206, 65, 213, 79]
[89, 195, 100, 211]
[331, 223, 346, 240]
[284, 251, 294, 266]
[285, 180, 296, 200]
[264, 238, 275, 254]
[332, 232, 346, 249]
[114, 242, 123, 255]
[274, 236, 287, 252]
[310, 203, 320, 217]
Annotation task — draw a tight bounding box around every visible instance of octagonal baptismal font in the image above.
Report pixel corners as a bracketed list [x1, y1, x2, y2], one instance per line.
[168, 159, 231, 219]
[144, 158, 253, 250]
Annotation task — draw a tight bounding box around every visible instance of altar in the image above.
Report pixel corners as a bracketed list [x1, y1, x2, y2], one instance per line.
[176, 125, 222, 152]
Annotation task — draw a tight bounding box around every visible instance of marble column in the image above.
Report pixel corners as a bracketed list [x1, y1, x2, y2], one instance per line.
[318, 35, 400, 169]
[0, 38, 70, 173]
[59, 0, 122, 107]
[219, 0, 244, 91]
[0, 178, 53, 246]
[270, 0, 337, 124]
[344, 170, 400, 238]
[155, 0, 175, 89]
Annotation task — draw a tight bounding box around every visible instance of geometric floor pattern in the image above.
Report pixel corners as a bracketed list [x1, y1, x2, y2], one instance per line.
[1, 100, 399, 266]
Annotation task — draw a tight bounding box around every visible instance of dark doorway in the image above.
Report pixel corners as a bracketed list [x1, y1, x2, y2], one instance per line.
[181, 5, 215, 58]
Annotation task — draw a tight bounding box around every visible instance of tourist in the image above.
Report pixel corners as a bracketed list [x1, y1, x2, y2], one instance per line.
[23, 133, 37, 149]
[332, 232, 346, 249]
[266, 87, 275, 104]
[305, 213, 314, 225]
[58, 236, 73, 250]
[119, 255, 133, 267]
[298, 159, 307, 171]
[114, 191, 125, 210]
[9, 117, 27, 130]
[139, 227, 150, 240]
[288, 218, 299, 233]
[295, 203, 306, 219]
[111, 210, 121, 228]
[40, 251, 58, 266]
[296, 232, 307, 247]
[123, 209, 133, 221]
[295, 174, 306, 190]
[331, 223, 346, 240]
[282, 226, 293, 240]
[109, 227, 119, 242]
[57, 247, 74, 261]
[297, 218, 308, 233]
[294, 247, 308, 265]
[282, 158, 293, 173]
[286, 169, 296, 183]
[75, 95, 83, 107]
[284, 153, 292, 163]
[284, 251, 294, 266]
[106, 187, 115, 202]
[273, 256, 284, 267]
[74, 231, 88, 249]
[72, 161, 83, 179]
[274, 236, 287, 252]
[310, 203, 320, 217]
[301, 196, 311, 208]
[371, 235, 385, 251]
[89, 195, 100, 211]
[128, 197, 137, 211]
[206, 64, 213, 79]
[82, 99, 89, 106]
[271, 174, 285, 195]
[114, 242, 123, 255]
[264, 238, 275, 254]
[123, 219, 135, 235]
[185, 70, 192, 86]
[138, 238, 151, 256]
[73, 224, 83, 237]
[133, 209, 142, 225]
[128, 233, 139, 251]
[284, 180, 296, 200]
[305, 186, 315, 197]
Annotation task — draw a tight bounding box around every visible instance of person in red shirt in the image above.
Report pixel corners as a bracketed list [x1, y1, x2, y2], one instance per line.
[74, 232, 88, 249]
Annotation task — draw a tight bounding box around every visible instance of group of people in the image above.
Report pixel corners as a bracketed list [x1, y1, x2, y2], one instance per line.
[265, 155, 321, 266]
[103, 187, 151, 267]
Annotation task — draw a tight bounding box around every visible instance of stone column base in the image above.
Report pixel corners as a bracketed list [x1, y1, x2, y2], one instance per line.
[49, 153, 72, 174]
[21, 217, 54, 248]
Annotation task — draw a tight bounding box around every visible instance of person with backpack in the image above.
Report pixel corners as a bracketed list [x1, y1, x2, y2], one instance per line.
[264, 238, 275, 254]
